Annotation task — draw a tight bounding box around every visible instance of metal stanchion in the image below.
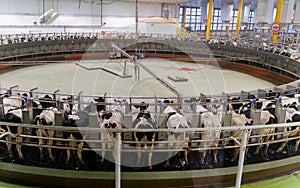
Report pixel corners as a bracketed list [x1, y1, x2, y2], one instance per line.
[235, 129, 248, 188]
[115, 132, 121, 188]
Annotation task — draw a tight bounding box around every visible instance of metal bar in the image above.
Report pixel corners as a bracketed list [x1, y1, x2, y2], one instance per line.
[236, 0, 243, 37]
[272, 0, 284, 41]
[235, 129, 248, 188]
[206, 0, 213, 41]
[115, 132, 121, 188]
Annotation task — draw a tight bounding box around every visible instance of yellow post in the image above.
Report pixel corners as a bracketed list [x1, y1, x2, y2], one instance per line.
[236, 0, 243, 38]
[182, 7, 187, 28]
[206, 0, 213, 41]
[272, 0, 284, 41]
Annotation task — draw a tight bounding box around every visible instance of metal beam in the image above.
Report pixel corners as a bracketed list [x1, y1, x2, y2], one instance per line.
[236, 0, 243, 38]
[206, 0, 213, 41]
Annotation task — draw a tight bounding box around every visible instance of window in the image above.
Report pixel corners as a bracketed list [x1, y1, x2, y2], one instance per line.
[230, 9, 238, 31]
[248, 10, 254, 30]
[212, 8, 223, 31]
[179, 6, 202, 31]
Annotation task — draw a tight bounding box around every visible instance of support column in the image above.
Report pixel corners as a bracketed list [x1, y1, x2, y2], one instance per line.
[272, 0, 284, 41]
[280, 0, 294, 23]
[206, 0, 213, 41]
[236, 0, 243, 37]
[201, 1, 208, 30]
[221, 3, 233, 21]
[242, 5, 250, 33]
[294, 1, 300, 24]
[255, 0, 275, 24]
[221, 3, 233, 33]
[294, 0, 300, 38]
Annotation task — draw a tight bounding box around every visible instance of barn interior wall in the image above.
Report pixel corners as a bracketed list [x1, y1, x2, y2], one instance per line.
[0, 0, 178, 34]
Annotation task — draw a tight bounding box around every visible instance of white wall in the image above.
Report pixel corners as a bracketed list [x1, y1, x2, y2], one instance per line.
[139, 22, 176, 35]
[0, 0, 177, 34]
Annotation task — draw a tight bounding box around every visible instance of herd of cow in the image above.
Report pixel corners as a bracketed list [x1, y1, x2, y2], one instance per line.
[0, 88, 300, 171]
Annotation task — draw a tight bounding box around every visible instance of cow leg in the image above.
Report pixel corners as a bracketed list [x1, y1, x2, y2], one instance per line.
[148, 134, 156, 170]
[66, 135, 75, 164]
[200, 150, 207, 164]
[5, 126, 14, 158]
[184, 149, 189, 167]
[101, 132, 106, 165]
[213, 150, 218, 164]
[66, 142, 71, 165]
[231, 149, 239, 162]
[134, 133, 142, 166]
[47, 129, 55, 161]
[294, 138, 300, 152]
[77, 141, 85, 165]
[165, 133, 173, 167]
[37, 129, 44, 160]
[6, 135, 13, 158]
[16, 126, 24, 160]
[254, 135, 263, 155]
[276, 142, 287, 153]
[213, 141, 219, 164]
[136, 143, 142, 166]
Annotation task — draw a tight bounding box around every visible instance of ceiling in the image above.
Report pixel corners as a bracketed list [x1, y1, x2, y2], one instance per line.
[95, 0, 259, 9]
[181, 0, 259, 9]
[94, 0, 191, 4]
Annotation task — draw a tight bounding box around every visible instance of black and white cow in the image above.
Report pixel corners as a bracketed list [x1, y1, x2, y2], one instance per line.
[276, 108, 300, 153]
[0, 95, 24, 159]
[164, 106, 190, 168]
[33, 107, 57, 161]
[235, 99, 277, 156]
[99, 99, 125, 165]
[63, 109, 89, 165]
[132, 102, 157, 169]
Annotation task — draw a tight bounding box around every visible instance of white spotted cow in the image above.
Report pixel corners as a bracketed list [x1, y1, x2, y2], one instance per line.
[223, 111, 253, 162]
[251, 111, 277, 156]
[199, 111, 222, 164]
[99, 106, 124, 165]
[164, 106, 190, 168]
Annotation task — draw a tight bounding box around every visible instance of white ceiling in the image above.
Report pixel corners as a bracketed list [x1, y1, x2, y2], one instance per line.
[98, 0, 191, 4]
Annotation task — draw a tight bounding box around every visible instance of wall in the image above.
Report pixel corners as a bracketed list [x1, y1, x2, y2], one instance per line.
[0, 0, 177, 34]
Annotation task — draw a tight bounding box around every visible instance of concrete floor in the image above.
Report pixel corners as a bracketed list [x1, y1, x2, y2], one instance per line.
[0, 57, 274, 97]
